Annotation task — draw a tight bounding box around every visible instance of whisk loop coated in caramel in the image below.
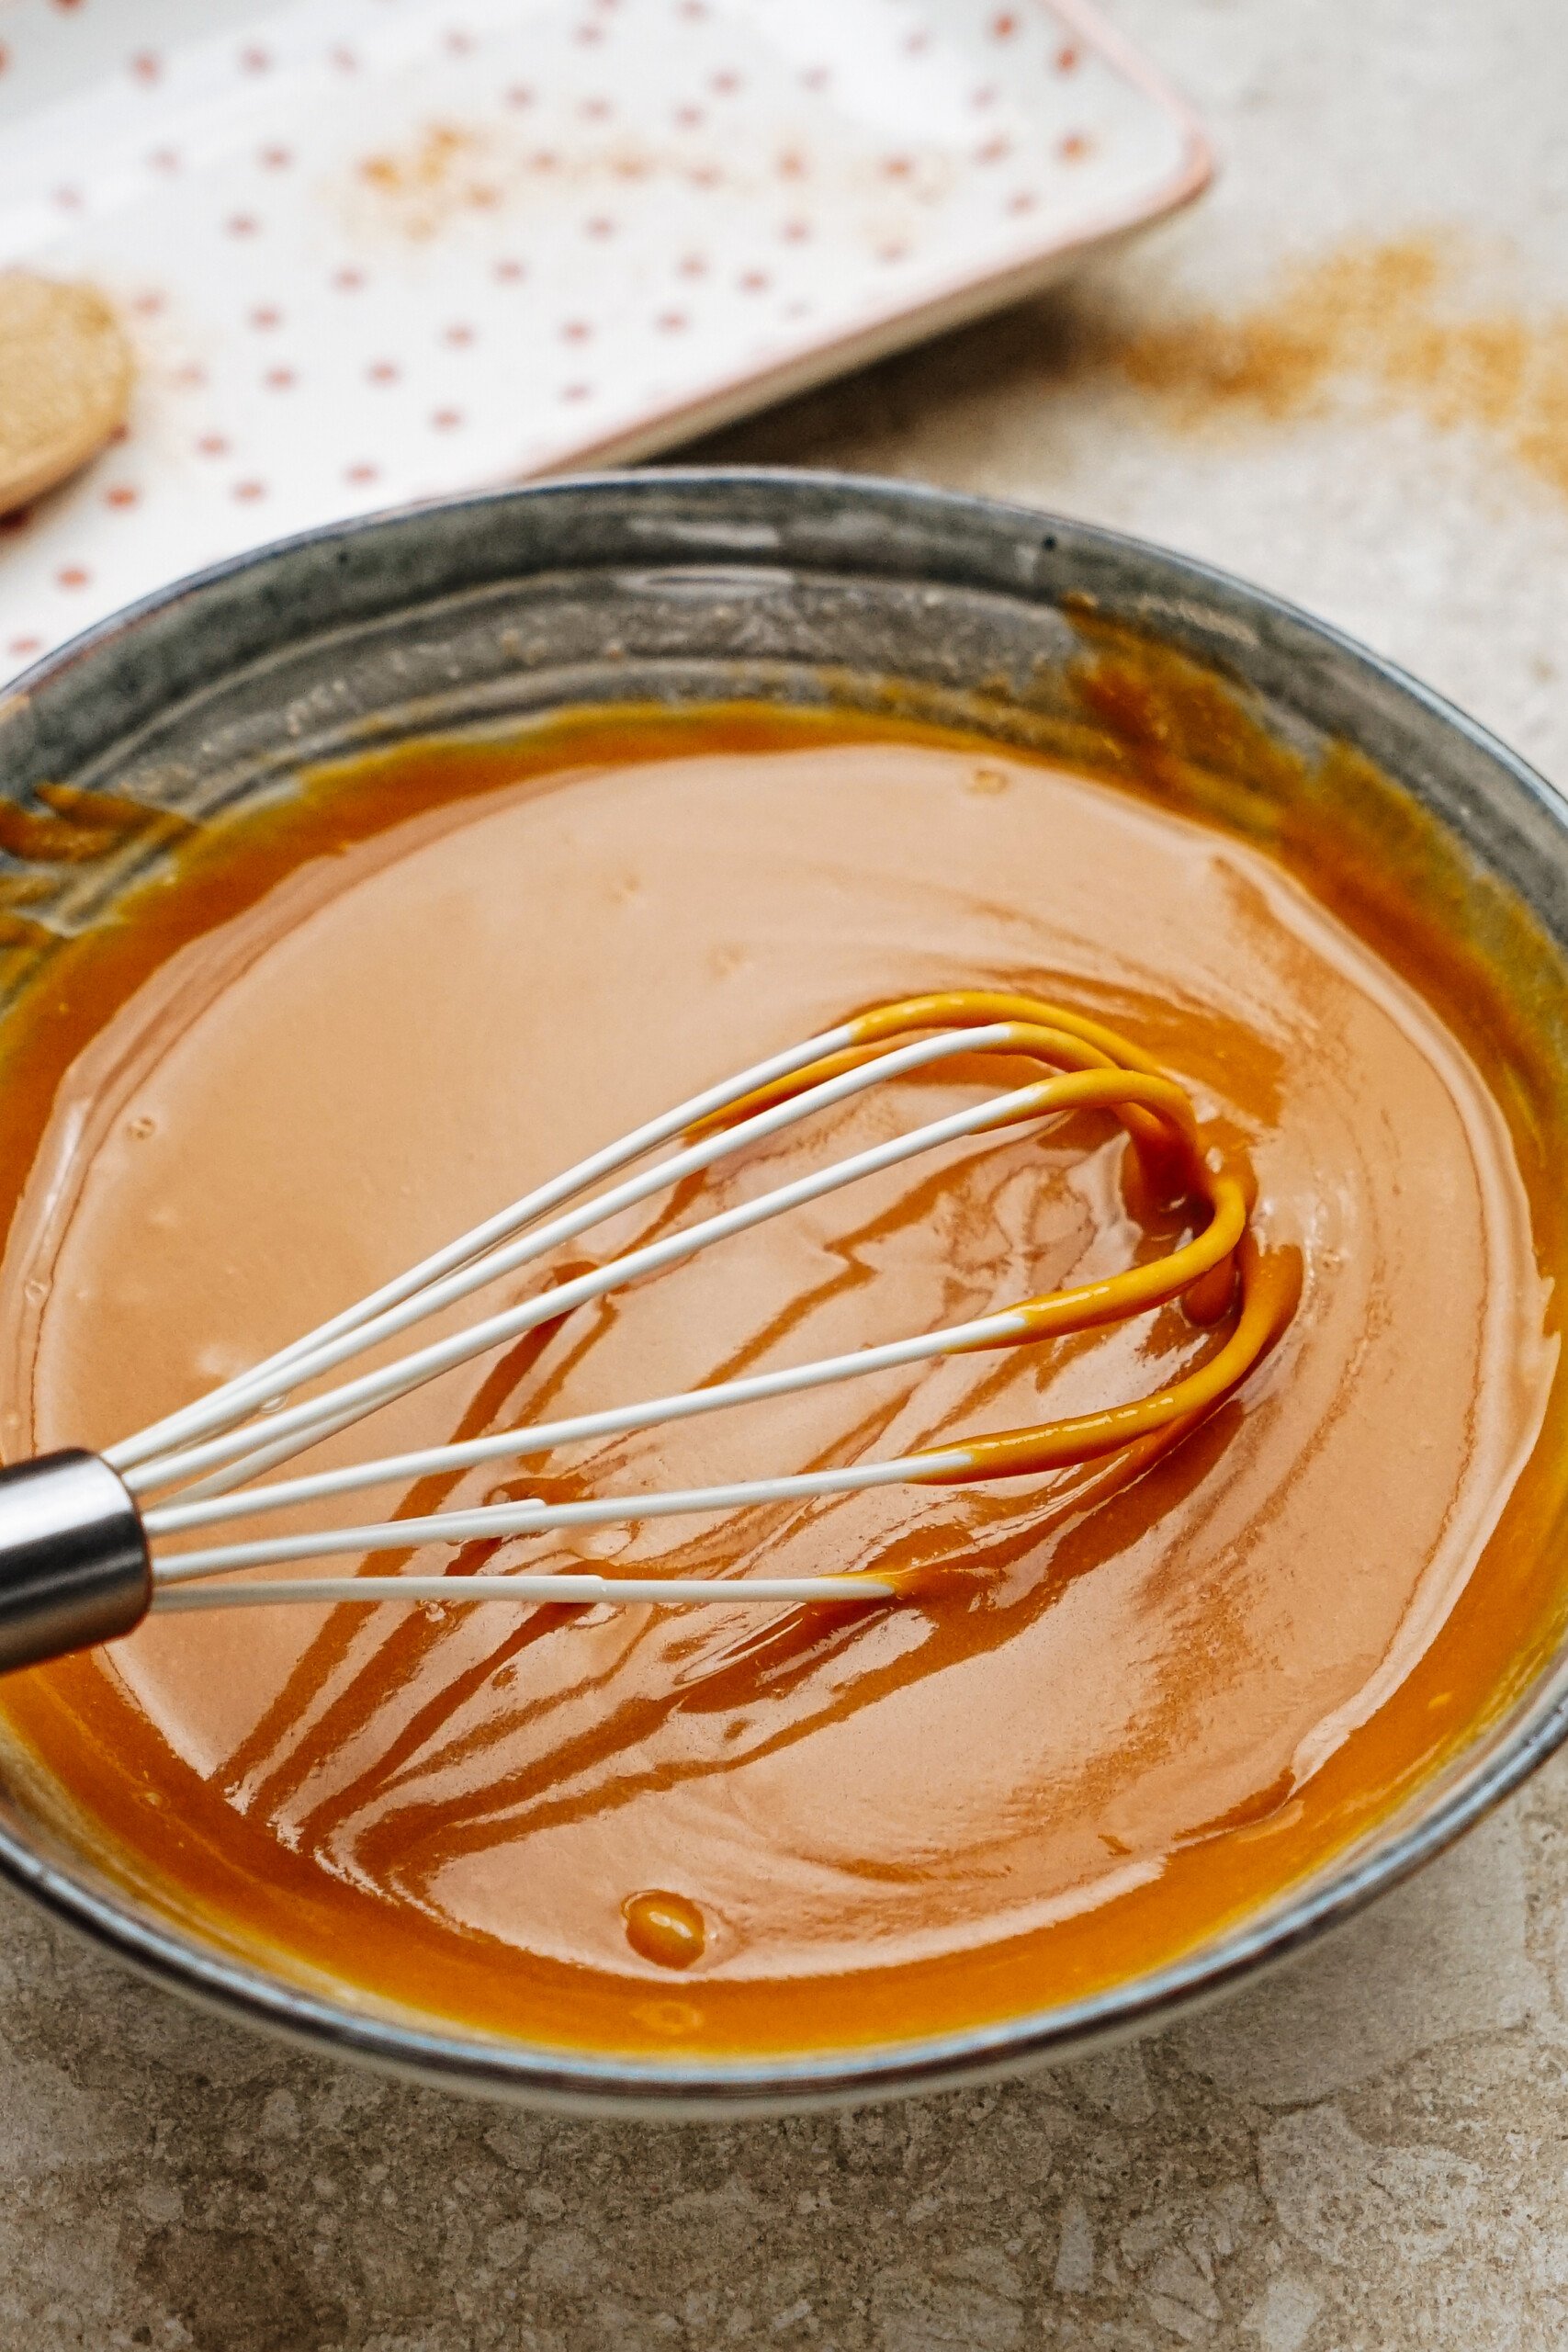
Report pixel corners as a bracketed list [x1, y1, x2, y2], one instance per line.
[125, 987, 1292, 1619]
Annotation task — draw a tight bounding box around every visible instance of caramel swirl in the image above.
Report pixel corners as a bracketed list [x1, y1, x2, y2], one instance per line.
[708, 986, 1297, 1502]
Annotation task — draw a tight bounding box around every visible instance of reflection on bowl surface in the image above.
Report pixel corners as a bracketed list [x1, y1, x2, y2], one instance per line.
[0, 473, 1565, 2110]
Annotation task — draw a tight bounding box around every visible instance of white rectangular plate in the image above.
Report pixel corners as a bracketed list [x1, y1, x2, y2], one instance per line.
[0, 0, 1209, 685]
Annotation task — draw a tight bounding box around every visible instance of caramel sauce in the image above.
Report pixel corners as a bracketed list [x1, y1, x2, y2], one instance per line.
[0, 694, 1564, 2059]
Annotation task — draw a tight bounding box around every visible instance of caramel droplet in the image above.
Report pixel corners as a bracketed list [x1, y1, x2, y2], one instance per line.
[623, 1888, 706, 1971]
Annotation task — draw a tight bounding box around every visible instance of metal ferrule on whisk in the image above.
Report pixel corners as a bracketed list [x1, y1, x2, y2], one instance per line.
[0, 1450, 151, 1674]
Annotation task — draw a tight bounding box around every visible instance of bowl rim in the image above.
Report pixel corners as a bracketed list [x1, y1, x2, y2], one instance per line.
[3, 462, 1566, 2116]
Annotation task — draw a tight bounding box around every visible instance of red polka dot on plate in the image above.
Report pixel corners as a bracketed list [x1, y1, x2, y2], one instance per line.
[240, 45, 271, 72]
[446, 28, 476, 55]
[508, 84, 534, 106]
[259, 144, 291, 170]
[584, 215, 615, 239]
[680, 1, 708, 17]
[882, 154, 913, 178]
[976, 136, 1010, 164]
[57, 566, 90, 589]
[800, 65, 829, 91]
[197, 435, 229, 457]
[991, 11, 1019, 34]
[1008, 188, 1038, 212]
[149, 147, 180, 172]
[367, 360, 400, 384]
[1058, 130, 1091, 161]
[265, 368, 296, 390]
[493, 257, 526, 281]
[674, 104, 703, 128]
[561, 381, 592, 401]
[776, 149, 806, 179]
[679, 253, 707, 279]
[104, 484, 139, 509]
[710, 70, 739, 93]
[445, 322, 476, 345]
[575, 22, 604, 43]
[130, 51, 161, 83]
[581, 96, 612, 119]
[904, 28, 930, 53]
[333, 267, 366, 291]
[228, 213, 260, 236]
[232, 480, 266, 502]
[171, 364, 207, 389]
[657, 311, 688, 332]
[781, 219, 810, 243]
[54, 187, 84, 210]
[971, 84, 997, 107]
[431, 408, 463, 429]
[332, 46, 358, 72]
[1055, 43, 1080, 72]
[344, 461, 379, 484]
[563, 319, 594, 343]
[8, 638, 43, 661]
[739, 270, 770, 292]
[131, 289, 164, 316]
[250, 304, 282, 329]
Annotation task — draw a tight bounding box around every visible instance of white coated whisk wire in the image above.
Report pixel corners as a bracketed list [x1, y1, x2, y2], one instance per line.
[126, 1009, 1224, 1618]
[116, 1023, 1023, 1498]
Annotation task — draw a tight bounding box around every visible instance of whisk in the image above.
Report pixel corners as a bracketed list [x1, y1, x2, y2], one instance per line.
[0, 989, 1298, 1675]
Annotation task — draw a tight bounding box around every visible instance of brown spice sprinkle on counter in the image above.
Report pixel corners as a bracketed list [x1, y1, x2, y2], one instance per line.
[1115, 235, 1568, 501]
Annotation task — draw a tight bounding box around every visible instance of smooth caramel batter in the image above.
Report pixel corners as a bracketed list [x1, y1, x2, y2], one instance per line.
[1, 702, 1565, 2058]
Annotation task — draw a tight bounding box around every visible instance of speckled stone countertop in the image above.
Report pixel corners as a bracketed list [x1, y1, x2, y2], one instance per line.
[6, 2, 1568, 2345]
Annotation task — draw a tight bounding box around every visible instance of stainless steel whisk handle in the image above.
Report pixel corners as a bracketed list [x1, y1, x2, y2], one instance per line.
[0, 1444, 900, 1673]
[0, 1451, 152, 1674]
